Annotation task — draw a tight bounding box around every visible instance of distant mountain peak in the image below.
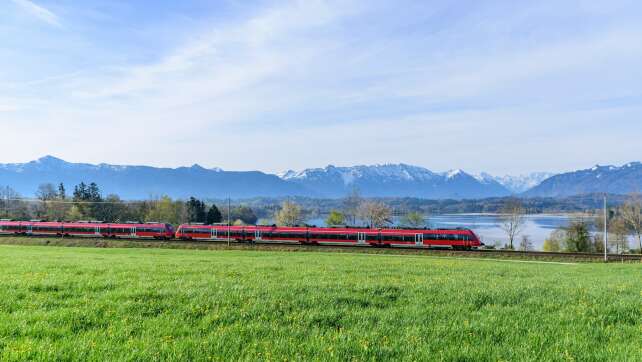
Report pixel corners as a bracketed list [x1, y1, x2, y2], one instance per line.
[444, 169, 464, 179]
[491, 172, 556, 193]
[36, 155, 66, 164]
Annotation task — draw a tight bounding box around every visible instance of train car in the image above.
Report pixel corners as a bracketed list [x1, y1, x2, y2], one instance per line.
[0, 220, 174, 239]
[175, 224, 482, 249]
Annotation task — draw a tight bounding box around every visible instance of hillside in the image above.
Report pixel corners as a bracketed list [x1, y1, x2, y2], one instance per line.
[0, 156, 306, 199]
[525, 163, 642, 197]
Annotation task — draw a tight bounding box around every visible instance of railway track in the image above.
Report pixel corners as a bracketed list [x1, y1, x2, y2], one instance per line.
[1, 234, 640, 262]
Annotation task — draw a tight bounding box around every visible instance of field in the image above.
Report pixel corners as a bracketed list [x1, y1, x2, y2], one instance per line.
[0, 246, 640, 361]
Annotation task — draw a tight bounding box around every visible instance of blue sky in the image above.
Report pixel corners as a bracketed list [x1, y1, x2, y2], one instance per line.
[1, 0, 641, 175]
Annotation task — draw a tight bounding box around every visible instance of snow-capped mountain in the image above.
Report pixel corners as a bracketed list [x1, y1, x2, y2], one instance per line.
[482, 172, 556, 193]
[8, 156, 639, 200]
[524, 162, 642, 197]
[280, 164, 511, 199]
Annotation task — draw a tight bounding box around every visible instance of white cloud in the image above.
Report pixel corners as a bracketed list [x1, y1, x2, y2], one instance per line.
[10, 0, 62, 27]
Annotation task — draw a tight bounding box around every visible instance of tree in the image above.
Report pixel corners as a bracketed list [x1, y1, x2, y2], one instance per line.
[230, 206, 258, 225]
[206, 204, 222, 224]
[73, 182, 103, 219]
[97, 195, 127, 222]
[620, 193, 642, 252]
[542, 229, 565, 252]
[0, 186, 27, 219]
[36, 183, 57, 201]
[325, 210, 346, 227]
[499, 198, 526, 250]
[400, 211, 426, 228]
[342, 188, 363, 226]
[146, 196, 184, 225]
[58, 183, 66, 200]
[565, 220, 591, 252]
[66, 205, 84, 221]
[609, 216, 630, 254]
[186, 197, 207, 223]
[358, 201, 392, 228]
[591, 233, 606, 254]
[35, 183, 58, 219]
[275, 201, 304, 226]
[519, 235, 534, 251]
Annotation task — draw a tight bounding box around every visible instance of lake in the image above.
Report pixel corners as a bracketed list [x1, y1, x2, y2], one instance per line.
[306, 214, 582, 250]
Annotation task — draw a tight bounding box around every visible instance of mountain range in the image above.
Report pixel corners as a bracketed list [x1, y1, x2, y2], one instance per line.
[524, 163, 642, 197]
[280, 164, 511, 198]
[0, 156, 640, 200]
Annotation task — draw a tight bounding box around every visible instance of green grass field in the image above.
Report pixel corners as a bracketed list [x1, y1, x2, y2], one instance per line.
[0, 245, 640, 361]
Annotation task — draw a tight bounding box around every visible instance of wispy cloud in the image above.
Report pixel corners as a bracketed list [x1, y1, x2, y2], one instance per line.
[1, 0, 642, 174]
[10, 0, 62, 27]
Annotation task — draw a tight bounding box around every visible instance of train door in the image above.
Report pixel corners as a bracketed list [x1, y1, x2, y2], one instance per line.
[415, 234, 424, 247]
[27, 224, 33, 235]
[130, 227, 137, 238]
[95, 226, 101, 236]
[357, 232, 367, 245]
[210, 228, 218, 240]
[255, 229, 262, 241]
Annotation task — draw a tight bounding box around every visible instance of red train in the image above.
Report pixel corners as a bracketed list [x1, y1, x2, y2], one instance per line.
[0, 220, 174, 239]
[0, 219, 482, 249]
[175, 224, 482, 249]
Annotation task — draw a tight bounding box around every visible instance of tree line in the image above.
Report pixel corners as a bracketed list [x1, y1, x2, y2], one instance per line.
[274, 189, 426, 228]
[1, 184, 424, 229]
[0, 182, 259, 226]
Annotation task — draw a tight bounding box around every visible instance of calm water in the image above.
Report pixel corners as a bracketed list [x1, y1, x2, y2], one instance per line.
[428, 214, 573, 249]
[307, 214, 578, 250]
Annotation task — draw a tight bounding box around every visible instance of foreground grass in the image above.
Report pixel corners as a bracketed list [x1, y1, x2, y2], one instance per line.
[0, 246, 640, 361]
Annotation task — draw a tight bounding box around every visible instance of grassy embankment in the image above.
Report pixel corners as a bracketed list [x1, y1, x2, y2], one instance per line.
[0, 245, 640, 360]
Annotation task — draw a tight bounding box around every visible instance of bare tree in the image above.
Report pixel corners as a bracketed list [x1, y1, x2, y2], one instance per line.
[275, 201, 304, 227]
[609, 216, 630, 254]
[358, 201, 392, 228]
[519, 235, 533, 251]
[543, 229, 565, 252]
[342, 187, 363, 226]
[620, 193, 642, 252]
[36, 183, 57, 201]
[500, 198, 526, 250]
[35, 183, 58, 219]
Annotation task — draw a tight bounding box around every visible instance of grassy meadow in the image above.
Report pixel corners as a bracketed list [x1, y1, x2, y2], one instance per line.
[0, 245, 640, 361]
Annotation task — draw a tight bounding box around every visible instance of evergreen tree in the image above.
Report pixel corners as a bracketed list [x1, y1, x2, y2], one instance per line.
[58, 183, 66, 200]
[565, 220, 592, 252]
[206, 204, 222, 224]
[72, 182, 103, 219]
[186, 197, 207, 223]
